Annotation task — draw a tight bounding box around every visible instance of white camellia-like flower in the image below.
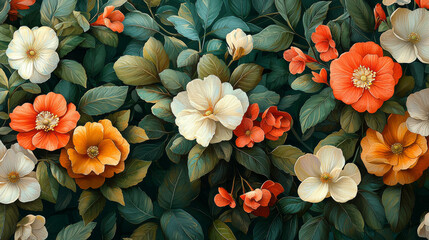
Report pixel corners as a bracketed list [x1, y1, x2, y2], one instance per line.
[382, 0, 411, 6]
[6, 26, 59, 83]
[226, 28, 253, 61]
[406, 88, 429, 136]
[380, 8, 429, 64]
[294, 146, 361, 203]
[0, 141, 40, 204]
[171, 75, 249, 147]
[418, 213, 429, 239]
[14, 214, 48, 240]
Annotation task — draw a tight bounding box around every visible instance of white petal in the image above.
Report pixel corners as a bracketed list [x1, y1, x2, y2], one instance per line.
[5, 41, 27, 60]
[8, 58, 25, 71]
[382, 0, 396, 5]
[380, 30, 417, 64]
[329, 176, 358, 203]
[316, 146, 345, 174]
[406, 118, 429, 136]
[340, 163, 361, 185]
[194, 118, 216, 147]
[18, 59, 34, 80]
[213, 95, 244, 129]
[406, 89, 429, 120]
[171, 91, 193, 116]
[14, 226, 23, 240]
[297, 177, 329, 203]
[17, 177, 41, 203]
[21, 225, 33, 240]
[32, 26, 59, 50]
[0, 141, 6, 161]
[415, 38, 429, 64]
[0, 182, 20, 204]
[176, 109, 205, 141]
[13, 26, 34, 49]
[29, 70, 50, 84]
[390, 8, 420, 40]
[33, 227, 48, 240]
[396, 0, 411, 5]
[294, 154, 321, 181]
[221, 82, 249, 112]
[33, 49, 59, 75]
[31, 215, 46, 230]
[186, 76, 222, 111]
[210, 122, 233, 144]
[11, 143, 38, 164]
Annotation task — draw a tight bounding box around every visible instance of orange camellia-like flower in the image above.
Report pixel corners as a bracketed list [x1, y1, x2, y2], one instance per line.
[416, 0, 429, 8]
[283, 47, 317, 75]
[214, 187, 236, 208]
[9, 92, 80, 151]
[234, 118, 264, 148]
[240, 180, 284, 217]
[260, 106, 292, 141]
[8, 0, 36, 21]
[59, 120, 130, 189]
[91, 6, 125, 33]
[330, 42, 402, 113]
[311, 25, 338, 62]
[374, 4, 387, 29]
[361, 113, 429, 185]
[312, 68, 328, 85]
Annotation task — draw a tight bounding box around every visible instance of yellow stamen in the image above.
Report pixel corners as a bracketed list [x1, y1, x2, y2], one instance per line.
[87, 146, 99, 158]
[320, 172, 332, 183]
[8, 171, 20, 183]
[35, 111, 59, 132]
[391, 143, 403, 154]
[352, 65, 376, 89]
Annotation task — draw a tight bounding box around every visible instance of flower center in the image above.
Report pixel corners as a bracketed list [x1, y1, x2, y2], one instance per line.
[35, 111, 59, 131]
[8, 171, 20, 183]
[87, 146, 99, 158]
[408, 32, 420, 43]
[352, 65, 376, 89]
[245, 130, 251, 136]
[204, 107, 213, 116]
[391, 143, 403, 154]
[320, 172, 332, 183]
[26, 49, 36, 58]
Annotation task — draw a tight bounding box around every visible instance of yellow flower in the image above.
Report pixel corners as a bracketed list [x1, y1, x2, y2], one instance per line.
[226, 28, 253, 61]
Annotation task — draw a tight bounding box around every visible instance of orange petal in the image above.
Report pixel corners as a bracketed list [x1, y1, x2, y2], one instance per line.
[16, 130, 37, 150]
[33, 92, 67, 117]
[99, 119, 129, 161]
[214, 194, 231, 207]
[351, 90, 383, 113]
[101, 160, 124, 178]
[73, 122, 104, 155]
[108, 10, 125, 22]
[9, 103, 38, 132]
[75, 175, 105, 189]
[68, 148, 105, 175]
[349, 42, 383, 58]
[259, 189, 272, 207]
[32, 131, 60, 151]
[106, 21, 124, 33]
[236, 135, 251, 148]
[97, 139, 121, 166]
[103, 6, 115, 18]
[55, 103, 80, 133]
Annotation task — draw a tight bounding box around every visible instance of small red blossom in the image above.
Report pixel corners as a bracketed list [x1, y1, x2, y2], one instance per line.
[240, 188, 271, 217]
[374, 4, 387, 30]
[8, 0, 36, 21]
[91, 6, 125, 33]
[214, 187, 236, 208]
[283, 47, 317, 75]
[244, 103, 259, 121]
[234, 118, 265, 148]
[260, 107, 292, 141]
[312, 68, 328, 85]
[261, 180, 284, 206]
[311, 25, 339, 62]
[416, 0, 429, 8]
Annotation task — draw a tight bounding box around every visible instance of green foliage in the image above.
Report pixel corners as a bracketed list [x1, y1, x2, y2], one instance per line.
[160, 209, 204, 240]
[299, 88, 336, 133]
[79, 86, 128, 115]
[118, 187, 155, 224]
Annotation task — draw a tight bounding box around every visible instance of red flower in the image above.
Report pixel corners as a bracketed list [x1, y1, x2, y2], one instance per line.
[244, 103, 259, 121]
[8, 0, 35, 21]
[260, 107, 292, 141]
[374, 4, 387, 30]
[91, 6, 125, 33]
[214, 187, 236, 208]
[261, 180, 284, 206]
[240, 188, 271, 217]
[283, 47, 317, 75]
[311, 25, 339, 62]
[312, 68, 328, 85]
[233, 118, 265, 148]
[416, 0, 429, 8]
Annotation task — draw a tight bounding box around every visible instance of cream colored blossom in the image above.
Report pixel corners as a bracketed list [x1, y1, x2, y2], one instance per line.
[380, 8, 429, 64]
[294, 146, 361, 203]
[6, 26, 59, 83]
[171, 75, 249, 147]
[14, 215, 48, 240]
[406, 88, 429, 136]
[382, 0, 411, 6]
[226, 28, 253, 61]
[418, 213, 429, 239]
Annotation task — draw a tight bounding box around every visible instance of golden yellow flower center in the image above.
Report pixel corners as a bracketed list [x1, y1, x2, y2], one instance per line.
[26, 49, 37, 58]
[245, 130, 251, 136]
[352, 65, 376, 89]
[204, 107, 213, 116]
[408, 32, 420, 44]
[320, 172, 332, 183]
[35, 111, 59, 131]
[391, 143, 403, 154]
[8, 171, 20, 183]
[87, 146, 99, 158]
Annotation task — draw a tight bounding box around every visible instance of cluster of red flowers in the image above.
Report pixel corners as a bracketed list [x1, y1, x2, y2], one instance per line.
[233, 104, 292, 148]
[214, 180, 284, 217]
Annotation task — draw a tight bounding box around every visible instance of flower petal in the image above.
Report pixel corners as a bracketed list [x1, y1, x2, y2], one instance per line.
[171, 91, 193, 116]
[33, 92, 67, 117]
[329, 176, 358, 203]
[17, 176, 40, 202]
[194, 118, 216, 147]
[340, 163, 361, 185]
[32, 26, 59, 50]
[294, 154, 321, 181]
[380, 30, 416, 63]
[9, 103, 38, 132]
[55, 103, 80, 133]
[97, 139, 121, 166]
[213, 95, 244, 129]
[0, 182, 20, 204]
[73, 122, 104, 155]
[297, 177, 329, 203]
[316, 146, 345, 174]
[186, 76, 222, 111]
[33, 49, 59, 75]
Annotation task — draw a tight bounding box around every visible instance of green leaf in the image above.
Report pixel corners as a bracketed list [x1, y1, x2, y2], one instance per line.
[100, 212, 116, 240]
[157, 5, 178, 26]
[197, 54, 230, 82]
[50, 162, 76, 192]
[58, 35, 85, 57]
[111, 159, 151, 189]
[36, 161, 58, 203]
[344, 0, 374, 33]
[168, 15, 200, 41]
[209, 219, 236, 240]
[253, 214, 283, 240]
[139, 115, 166, 140]
[278, 197, 311, 215]
[73, 11, 90, 32]
[151, 98, 175, 123]
[55, 60, 87, 88]
[118, 187, 155, 224]
[56, 221, 96, 240]
[253, 25, 293, 52]
[107, 110, 130, 132]
[395, 76, 414, 98]
[16, 199, 43, 212]
[158, 163, 201, 209]
[248, 85, 280, 111]
[0, 204, 18, 240]
[132, 143, 165, 161]
[123, 125, 149, 144]
[159, 69, 191, 95]
[229, 63, 263, 92]
[19, 83, 41, 94]
[340, 105, 361, 133]
[196, 0, 223, 28]
[299, 88, 336, 133]
[282, 215, 298, 240]
[83, 44, 105, 77]
[324, 201, 364, 239]
[188, 145, 219, 182]
[235, 146, 270, 178]
[79, 86, 128, 116]
[170, 134, 195, 155]
[228, 0, 251, 19]
[143, 37, 170, 73]
[114, 55, 159, 86]
[291, 74, 323, 93]
[354, 191, 386, 230]
[211, 16, 249, 39]
[41, 0, 77, 26]
[90, 26, 118, 47]
[100, 185, 125, 206]
[78, 190, 106, 225]
[275, 0, 301, 29]
[380, 101, 406, 115]
[382, 185, 415, 232]
[131, 222, 158, 239]
[123, 11, 159, 41]
[364, 111, 386, 132]
[314, 130, 359, 160]
[270, 145, 304, 176]
[177, 49, 200, 68]
[302, 1, 331, 39]
[164, 36, 187, 63]
[214, 142, 233, 162]
[136, 85, 171, 103]
[298, 216, 329, 240]
[160, 209, 204, 240]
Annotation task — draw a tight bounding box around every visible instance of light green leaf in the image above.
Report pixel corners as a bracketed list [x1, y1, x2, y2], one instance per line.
[230, 63, 263, 92]
[79, 86, 128, 116]
[168, 15, 200, 41]
[209, 219, 236, 240]
[159, 69, 191, 95]
[136, 85, 171, 103]
[55, 60, 87, 87]
[131, 222, 158, 240]
[78, 190, 106, 225]
[111, 159, 151, 189]
[56, 221, 96, 240]
[270, 145, 304, 176]
[314, 130, 359, 160]
[177, 49, 200, 68]
[36, 161, 58, 203]
[211, 16, 249, 39]
[340, 105, 361, 133]
[253, 25, 293, 52]
[151, 98, 175, 123]
[123, 11, 159, 41]
[41, 0, 77, 26]
[50, 162, 76, 192]
[90, 26, 118, 47]
[100, 185, 125, 206]
[291, 74, 323, 93]
[197, 53, 230, 82]
[196, 0, 223, 28]
[275, 0, 301, 29]
[58, 35, 85, 58]
[114, 55, 159, 86]
[143, 37, 170, 73]
[118, 187, 155, 224]
[188, 145, 219, 182]
[164, 36, 187, 63]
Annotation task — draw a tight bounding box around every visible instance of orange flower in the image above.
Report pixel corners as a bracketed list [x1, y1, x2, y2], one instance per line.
[214, 187, 236, 208]
[261, 180, 284, 207]
[240, 180, 284, 217]
[361, 113, 429, 185]
[9, 92, 80, 151]
[91, 6, 125, 33]
[234, 118, 264, 148]
[312, 68, 328, 85]
[311, 25, 339, 62]
[244, 103, 259, 121]
[59, 120, 130, 189]
[8, 0, 36, 21]
[260, 106, 292, 141]
[416, 0, 429, 8]
[374, 4, 387, 29]
[330, 42, 402, 113]
[283, 47, 317, 75]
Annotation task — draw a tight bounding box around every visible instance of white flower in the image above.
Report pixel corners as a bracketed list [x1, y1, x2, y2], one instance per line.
[171, 75, 249, 147]
[0, 142, 40, 204]
[380, 8, 429, 64]
[382, 0, 411, 6]
[14, 214, 48, 240]
[226, 28, 253, 61]
[294, 146, 361, 203]
[418, 213, 429, 239]
[6, 26, 59, 83]
[406, 88, 429, 136]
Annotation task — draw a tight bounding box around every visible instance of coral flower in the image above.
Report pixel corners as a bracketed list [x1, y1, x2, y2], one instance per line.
[260, 106, 292, 141]
[330, 42, 402, 113]
[283, 47, 317, 75]
[361, 113, 429, 186]
[374, 4, 387, 30]
[240, 188, 271, 216]
[214, 187, 236, 208]
[416, 0, 429, 8]
[91, 6, 125, 33]
[311, 25, 338, 62]
[244, 103, 259, 121]
[233, 118, 264, 148]
[9, 92, 80, 151]
[59, 120, 130, 189]
[8, 0, 36, 21]
[312, 68, 328, 85]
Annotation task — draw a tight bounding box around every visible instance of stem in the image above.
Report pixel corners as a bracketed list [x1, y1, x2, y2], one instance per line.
[248, 12, 280, 22]
[230, 175, 235, 194]
[145, 1, 181, 37]
[291, 128, 313, 153]
[241, 177, 253, 191]
[89, 0, 101, 23]
[227, 59, 234, 67]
